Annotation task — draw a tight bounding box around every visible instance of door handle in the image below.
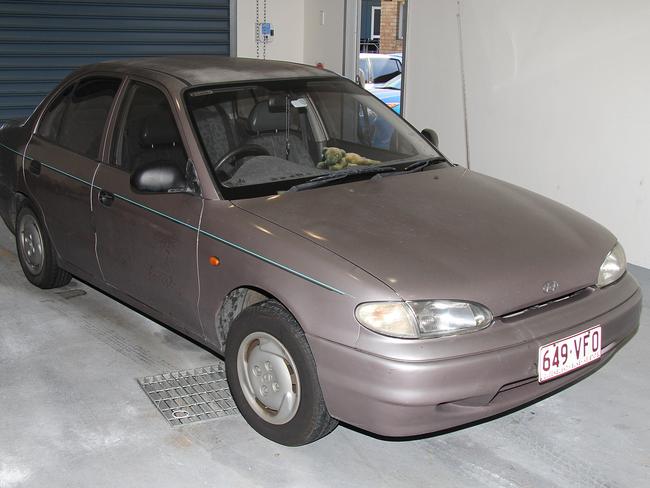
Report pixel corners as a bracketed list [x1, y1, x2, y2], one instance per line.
[99, 190, 115, 207]
[29, 159, 42, 175]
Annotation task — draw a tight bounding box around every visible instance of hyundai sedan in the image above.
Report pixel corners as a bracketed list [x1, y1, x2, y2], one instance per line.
[0, 56, 641, 446]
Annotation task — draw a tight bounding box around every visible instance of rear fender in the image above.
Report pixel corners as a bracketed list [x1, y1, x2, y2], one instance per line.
[0, 121, 32, 234]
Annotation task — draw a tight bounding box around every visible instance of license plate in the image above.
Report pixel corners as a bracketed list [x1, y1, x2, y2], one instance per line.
[538, 325, 602, 383]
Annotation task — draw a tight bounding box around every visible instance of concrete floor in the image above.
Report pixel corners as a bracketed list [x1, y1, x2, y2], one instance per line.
[0, 224, 648, 488]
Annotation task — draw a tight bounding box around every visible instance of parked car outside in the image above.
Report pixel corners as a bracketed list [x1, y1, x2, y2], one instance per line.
[359, 52, 402, 89]
[0, 56, 641, 446]
[370, 74, 401, 113]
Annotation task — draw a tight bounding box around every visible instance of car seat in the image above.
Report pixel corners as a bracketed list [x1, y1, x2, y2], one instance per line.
[133, 110, 186, 172]
[245, 100, 313, 167]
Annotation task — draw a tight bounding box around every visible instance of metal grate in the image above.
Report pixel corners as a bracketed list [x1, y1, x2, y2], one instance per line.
[138, 364, 239, 426]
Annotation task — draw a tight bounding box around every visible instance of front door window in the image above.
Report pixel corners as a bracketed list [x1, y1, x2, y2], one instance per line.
[111, 82, 187, 174]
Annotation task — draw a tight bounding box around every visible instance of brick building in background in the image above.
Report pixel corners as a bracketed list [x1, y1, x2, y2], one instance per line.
[379, 0, 405, 54]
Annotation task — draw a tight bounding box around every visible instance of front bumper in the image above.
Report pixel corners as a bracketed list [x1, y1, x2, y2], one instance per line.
[308, 274, 642, 437]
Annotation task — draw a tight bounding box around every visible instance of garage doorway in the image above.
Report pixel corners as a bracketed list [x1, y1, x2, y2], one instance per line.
[353, 0, 407, 116]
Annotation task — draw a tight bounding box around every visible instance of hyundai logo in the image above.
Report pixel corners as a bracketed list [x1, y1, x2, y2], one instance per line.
[542, 280, 560, 294]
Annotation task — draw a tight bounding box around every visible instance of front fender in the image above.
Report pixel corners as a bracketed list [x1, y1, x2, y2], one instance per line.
[197, 201, 399, 349]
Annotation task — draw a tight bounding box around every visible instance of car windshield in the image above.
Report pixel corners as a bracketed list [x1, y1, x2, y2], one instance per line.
[370, 58, 401, 84]
[185, 77, 443, 199]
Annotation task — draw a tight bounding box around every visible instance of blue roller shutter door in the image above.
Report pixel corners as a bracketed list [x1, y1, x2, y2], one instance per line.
[0, 0, 230, 123]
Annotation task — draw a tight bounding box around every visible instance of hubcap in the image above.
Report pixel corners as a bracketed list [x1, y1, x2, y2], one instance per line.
[236, 332, 300, 425]
[18, 214, 44, 275]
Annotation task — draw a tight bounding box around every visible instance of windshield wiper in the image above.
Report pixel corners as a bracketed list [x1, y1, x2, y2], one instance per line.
[288, 165, 397, 192]
[366, 157, 450, 182]
[403, 156, 448, 172]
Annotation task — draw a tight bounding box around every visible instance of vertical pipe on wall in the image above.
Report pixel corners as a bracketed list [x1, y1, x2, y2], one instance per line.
[456, 0, 471, 168]
[400, 1, 409, 116]
[230, 0, 238, 56]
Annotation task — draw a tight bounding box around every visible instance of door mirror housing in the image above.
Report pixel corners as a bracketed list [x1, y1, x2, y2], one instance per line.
[421, 128, 439, 147]
[357, 68, 367, 88]
[130, 160, 188, 194]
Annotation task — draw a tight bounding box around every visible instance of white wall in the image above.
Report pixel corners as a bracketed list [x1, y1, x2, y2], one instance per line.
[303, 0, 345, 74]
[236, 0, 305, 62]
[405, 0, 650, 268]
[403, 0, 467, 165]
[236, 0, 345, 74]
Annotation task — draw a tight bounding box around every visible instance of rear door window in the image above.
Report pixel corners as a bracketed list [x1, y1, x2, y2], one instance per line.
[57, 77, 121, 159]
[37, 84, 74, 142]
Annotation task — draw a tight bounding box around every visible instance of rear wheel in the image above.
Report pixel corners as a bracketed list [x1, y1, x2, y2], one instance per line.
[225, 300, 338, 446]
[15, 205, 71, 289]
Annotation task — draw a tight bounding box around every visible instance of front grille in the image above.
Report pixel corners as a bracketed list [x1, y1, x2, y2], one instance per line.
[501, 287, 594, 320]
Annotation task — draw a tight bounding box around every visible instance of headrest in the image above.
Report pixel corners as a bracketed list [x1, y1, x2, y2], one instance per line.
[140, 111, 180, 147]
[247, 100, 286, 133]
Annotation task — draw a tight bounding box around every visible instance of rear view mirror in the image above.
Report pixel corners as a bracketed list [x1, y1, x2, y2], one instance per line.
[130, 160, 188, 194]
[421, 128, 439, 147]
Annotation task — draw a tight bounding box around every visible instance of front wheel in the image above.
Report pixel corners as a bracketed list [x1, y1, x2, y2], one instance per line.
[15, 205, 71, 289]
[225, 300, 338, 446]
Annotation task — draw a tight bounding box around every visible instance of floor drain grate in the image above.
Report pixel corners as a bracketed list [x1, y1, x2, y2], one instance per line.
[138, 364, 239, 426]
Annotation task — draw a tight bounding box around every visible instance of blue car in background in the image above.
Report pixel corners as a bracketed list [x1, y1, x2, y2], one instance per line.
[369, 75, 401, 114]
[359, 53, 402, 90]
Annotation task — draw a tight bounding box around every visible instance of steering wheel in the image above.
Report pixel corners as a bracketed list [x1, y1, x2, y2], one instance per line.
[214, 144, 270, 173]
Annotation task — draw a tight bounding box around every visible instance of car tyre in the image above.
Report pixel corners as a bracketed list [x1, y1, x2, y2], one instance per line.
[225, 299, 338, 446]
[15, 204, 71, 289]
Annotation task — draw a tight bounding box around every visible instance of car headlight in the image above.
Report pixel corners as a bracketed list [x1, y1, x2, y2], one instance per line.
[355, 300, 493, 339]
[597, 243, 626, 288]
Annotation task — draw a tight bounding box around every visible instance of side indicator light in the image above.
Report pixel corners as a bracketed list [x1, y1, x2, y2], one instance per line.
[209, 256, 221, 267]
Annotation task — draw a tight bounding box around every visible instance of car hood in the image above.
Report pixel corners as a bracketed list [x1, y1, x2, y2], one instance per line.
[233, 166, 616, 316]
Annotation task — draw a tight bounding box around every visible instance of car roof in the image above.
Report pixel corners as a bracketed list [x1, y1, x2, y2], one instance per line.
[359, 53, 402, 60]
[80, 55, 337, 86]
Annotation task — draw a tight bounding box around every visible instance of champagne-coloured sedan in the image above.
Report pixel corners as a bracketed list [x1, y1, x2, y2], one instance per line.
[0, 56, 641, 445]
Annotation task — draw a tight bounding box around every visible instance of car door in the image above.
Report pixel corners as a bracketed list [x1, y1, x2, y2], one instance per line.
[25, 76, 122, 278]
[92, 80, 203, 335]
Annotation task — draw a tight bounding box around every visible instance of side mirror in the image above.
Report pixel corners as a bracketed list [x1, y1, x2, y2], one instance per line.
[357, 68, 367, 88]
[421, 128, 439, 147]
[130, 160, 188, 194]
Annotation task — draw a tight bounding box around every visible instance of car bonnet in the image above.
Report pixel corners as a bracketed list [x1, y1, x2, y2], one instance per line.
[233, 166, 616, 317]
